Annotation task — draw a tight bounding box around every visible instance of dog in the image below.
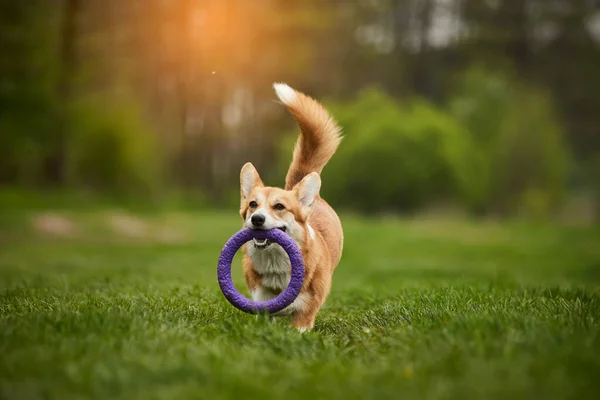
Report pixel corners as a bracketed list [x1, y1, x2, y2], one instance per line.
[238, 83, 344, 332]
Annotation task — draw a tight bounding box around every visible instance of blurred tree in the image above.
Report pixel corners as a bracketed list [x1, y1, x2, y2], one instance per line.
[0, 0, 62, 185]
[450, 67, 570, 217]
[318, 88, 482, 214]
[0, 0, 598, 218]
[49, 0, 81, 185]
[459, 0, 600, 168]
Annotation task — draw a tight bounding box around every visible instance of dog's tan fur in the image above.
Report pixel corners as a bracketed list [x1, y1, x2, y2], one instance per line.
[239, 83, 343, 331]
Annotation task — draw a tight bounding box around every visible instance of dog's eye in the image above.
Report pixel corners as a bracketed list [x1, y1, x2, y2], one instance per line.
[249, 201, 258, 208]
[274, 203, 285, 211]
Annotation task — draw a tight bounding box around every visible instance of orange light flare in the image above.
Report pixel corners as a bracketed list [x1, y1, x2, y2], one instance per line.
[186, 1, 270, 77]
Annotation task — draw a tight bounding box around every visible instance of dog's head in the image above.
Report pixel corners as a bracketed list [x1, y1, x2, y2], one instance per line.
[239, 162, 319, 250]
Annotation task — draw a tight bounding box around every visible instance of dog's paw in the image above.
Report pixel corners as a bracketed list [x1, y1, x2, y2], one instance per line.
[296, 327, 311, 333]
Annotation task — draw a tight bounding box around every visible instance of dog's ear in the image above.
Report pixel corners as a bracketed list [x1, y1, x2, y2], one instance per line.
[293, 172, 321, 216]
[240, 162, 264, 201]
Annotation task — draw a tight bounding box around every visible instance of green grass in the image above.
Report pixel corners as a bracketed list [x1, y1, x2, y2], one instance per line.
[1, 209, 599, 399]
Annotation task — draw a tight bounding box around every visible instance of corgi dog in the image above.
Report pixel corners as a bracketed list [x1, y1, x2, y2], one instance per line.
[239, 83, 344, 332]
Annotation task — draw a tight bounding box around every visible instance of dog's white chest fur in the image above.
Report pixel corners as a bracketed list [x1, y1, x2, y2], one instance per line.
[247, 244, 291, 291]
[247, 244, 310, 316]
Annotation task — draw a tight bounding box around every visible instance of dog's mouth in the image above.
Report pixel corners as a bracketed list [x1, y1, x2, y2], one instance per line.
[252, 226, 287, 249]
[252, 238, 272, 249]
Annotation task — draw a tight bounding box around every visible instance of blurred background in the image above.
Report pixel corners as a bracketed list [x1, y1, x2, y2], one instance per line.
[1, 0, 599, 223]
[1, 4, 600, 397]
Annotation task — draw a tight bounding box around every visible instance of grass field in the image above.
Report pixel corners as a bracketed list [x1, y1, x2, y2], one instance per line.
[1, 209, 599, 399]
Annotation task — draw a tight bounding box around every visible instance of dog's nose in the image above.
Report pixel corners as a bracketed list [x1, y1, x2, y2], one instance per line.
[251, 214, 265, 227]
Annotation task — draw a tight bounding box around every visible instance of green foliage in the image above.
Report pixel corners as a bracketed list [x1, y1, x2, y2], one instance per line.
[319, 88, 483, 213]
[0, 2, 167, 198]
[1, 0, 595, 215]
[67, 93, 163, 194]
[0, 2, 62, 184]
[1, 211, 599, 399]
[450, 68, 572, 217]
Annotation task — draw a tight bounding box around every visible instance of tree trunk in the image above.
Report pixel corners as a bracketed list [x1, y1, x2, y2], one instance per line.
[47, 0, 80, 185]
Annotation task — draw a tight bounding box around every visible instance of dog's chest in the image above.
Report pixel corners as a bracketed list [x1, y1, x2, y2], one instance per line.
[247, 245, 291, 291]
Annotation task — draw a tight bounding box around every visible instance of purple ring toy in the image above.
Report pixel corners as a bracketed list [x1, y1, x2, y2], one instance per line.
[217, 228, 305, 314]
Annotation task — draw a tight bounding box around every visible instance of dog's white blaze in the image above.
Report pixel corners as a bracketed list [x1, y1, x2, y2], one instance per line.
[273, 83, 296, 105]
[246, 208, 280, 230]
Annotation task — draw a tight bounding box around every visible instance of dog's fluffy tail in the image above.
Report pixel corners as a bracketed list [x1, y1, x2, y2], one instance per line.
[273, 83, 342, 190]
